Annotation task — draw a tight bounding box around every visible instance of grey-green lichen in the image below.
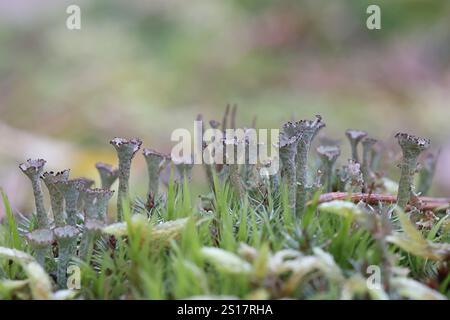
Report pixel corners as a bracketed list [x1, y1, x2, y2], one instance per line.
[370, 141, 383, 173]
[259, 158, 279, 193]
[81, 188, 100, 220]
[204, 119, 223, 189]
[143, 148, 170, 204]
[95, 189, 115, 223]
[278, 121, 301, 212]
[95, 162, 119, 190]
[223, 137, 245, 199]
[417, 151, 439, 196]
[79, 219, 104, 262]
[361, 137, 377, 190]
[395, 133, 430, 209]
[295, 115, 325, 215]
[78, 188, 113, 263]
[25, 228, 54, 267]
[242, 130, 259, 190]
[316, 145, 340, 193]
[345, 129, 368, 164]
[209, 120, 221, 129]
[42, 170, 70, 228]
[74, 177, 95, 210]
[110, 137, 142, 221]
[174, 159, 194, 185]
[80, 187, 114, 222]
[55, 179, 84, 226]
[19, 159, 49, 229]
[54, 225, 79, 289]
[341, 159, 364, 192]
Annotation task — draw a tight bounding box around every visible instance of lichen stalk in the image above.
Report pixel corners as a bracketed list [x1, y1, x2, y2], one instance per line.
[42, 170, 70, 227]
[110, 137, 142, 221]
[79, 219, 103, 263]
[54, 225, 79, 289]
[95, 162, 119, 190]
[25, 229, 54, 267]
[19, 159, 49, 228]
[295, 116, 325, 215]
[345, 129, 368, 164]
[361, 138, 377, 190]
[224, 137, 245, 199]
[75, 177, 95, 210]
[417, 151, 439, 196]
[55, 179, 83, 226]
[316, 145, 340, 193]
[279, 135, 298, 212]
[175, 160, 194, 185]
[204, 119, 221, 189]
[82, 188, 99, 220]
[278, 121, 305, 212]
[143, 148, 169, 204]
[95, 189, 114, 222]
[370, 142, 383, 173]
[395, 133, 430, 209]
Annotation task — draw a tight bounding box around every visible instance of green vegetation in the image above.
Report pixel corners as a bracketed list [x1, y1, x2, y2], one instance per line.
[0, 114, 448, 300]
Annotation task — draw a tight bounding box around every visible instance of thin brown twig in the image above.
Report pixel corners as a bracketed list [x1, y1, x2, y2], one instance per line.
[314, 192, 450, 211]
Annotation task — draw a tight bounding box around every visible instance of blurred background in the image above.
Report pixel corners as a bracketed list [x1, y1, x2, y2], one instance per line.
[1, 0, 450, 215]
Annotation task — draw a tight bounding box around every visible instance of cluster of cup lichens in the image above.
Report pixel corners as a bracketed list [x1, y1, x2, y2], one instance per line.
[18, 114, 437, 288]
[278, 116, 435, 217]
[19, 138, 173, 288]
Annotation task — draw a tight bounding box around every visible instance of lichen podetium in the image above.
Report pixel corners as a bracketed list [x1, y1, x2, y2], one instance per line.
[361, 137, 377, 190]
[54, 225, 79, 289]
[345, 129, 368, 164]
[110, 137, 142, 221]
[395, 133, 430, 209]
[19, 159, 49, 228]
[42, 170, 70, 228]
[316, 145, 340, 193]
[278, 121, 304, 212]
[143, 148, 170, 205]
[55, 179, 84, 226]
[417, 151, 439, 196]
[95, 162, 119, 190]
[295, 116, 325, 216]
[223, 137, 245, 200]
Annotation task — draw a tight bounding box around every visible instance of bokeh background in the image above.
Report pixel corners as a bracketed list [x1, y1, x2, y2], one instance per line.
[1, 0, 450, 215]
